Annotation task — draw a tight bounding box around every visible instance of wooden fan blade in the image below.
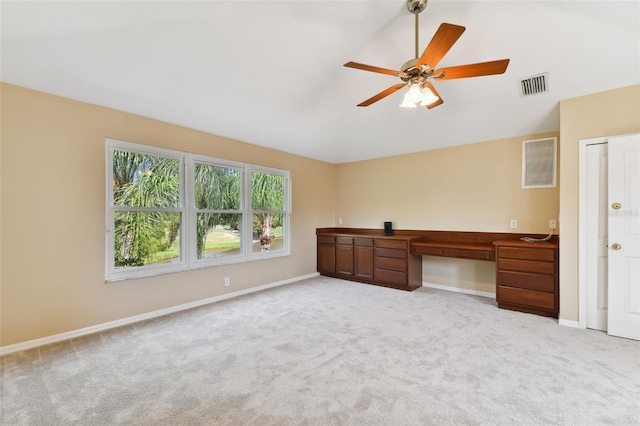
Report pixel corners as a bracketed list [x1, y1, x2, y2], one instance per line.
[416, 23, 465, 70]
[434, 59, 510, 80]
[357, 83, 406, 107]
[344, 61, 405, 77]
[423, 82, 444, 109]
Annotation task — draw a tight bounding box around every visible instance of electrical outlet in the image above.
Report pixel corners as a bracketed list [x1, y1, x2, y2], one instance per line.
[510, 219, 518, 229]
[338, 217, 343, 225]
[549, 219, 557, 229]
[224, 277, 230, 287]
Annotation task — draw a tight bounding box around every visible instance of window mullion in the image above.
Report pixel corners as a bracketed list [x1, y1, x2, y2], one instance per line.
[244, 166, 252, 259]
[111, 206, 183, 213]
[185, 153, 195, 268]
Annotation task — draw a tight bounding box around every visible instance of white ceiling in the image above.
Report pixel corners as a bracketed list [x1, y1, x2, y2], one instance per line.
[2, 1, 638, 164]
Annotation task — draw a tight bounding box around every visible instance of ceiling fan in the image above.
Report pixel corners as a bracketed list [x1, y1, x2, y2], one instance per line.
[344, 0, 510, 109]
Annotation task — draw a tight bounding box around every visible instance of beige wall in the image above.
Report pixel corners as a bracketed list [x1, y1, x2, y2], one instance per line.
[0, 83, 336, 346]
[336, 133, 560, 294]
[3, 82, 637, 347]
[559, 84, 640, 323]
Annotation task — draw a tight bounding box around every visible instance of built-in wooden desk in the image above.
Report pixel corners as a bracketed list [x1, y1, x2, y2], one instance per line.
[411, 242, 495, 261]
[409, 230, 508, 261]
[316, 228, 559, 318]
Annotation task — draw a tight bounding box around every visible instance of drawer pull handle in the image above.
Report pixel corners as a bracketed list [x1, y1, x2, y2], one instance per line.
[612, 202, 621, 210]
[611, 243, 622, 250]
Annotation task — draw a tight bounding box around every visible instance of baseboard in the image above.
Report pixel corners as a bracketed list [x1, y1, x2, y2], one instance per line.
[558, 319, 581, 328]
[0, 272, 319, 356]
[422, 282, 495, 299]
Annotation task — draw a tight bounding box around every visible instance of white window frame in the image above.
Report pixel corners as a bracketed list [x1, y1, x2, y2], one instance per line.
[246, 165, 292, 261]
[189, 154, 247, 268]
[105, 138, 291, 282]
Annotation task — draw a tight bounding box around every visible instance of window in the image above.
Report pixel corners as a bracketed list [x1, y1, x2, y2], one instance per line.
[250, 168, 288, 255]
[192, 158, 243, 264]
[107, 142, 186, 279]
[106, 139, 290, 281]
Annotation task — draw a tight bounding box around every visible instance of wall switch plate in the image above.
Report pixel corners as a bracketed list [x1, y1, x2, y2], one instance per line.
[549, 219, 557, 229]
[338, 217, 343, 225]
[510, 220, 518, 229]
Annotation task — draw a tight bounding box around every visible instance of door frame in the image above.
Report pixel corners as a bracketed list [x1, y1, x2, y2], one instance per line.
[578, 137, 607, 329]
[578, 134, 636, 329]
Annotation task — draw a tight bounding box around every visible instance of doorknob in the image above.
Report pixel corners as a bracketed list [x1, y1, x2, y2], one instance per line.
[611, 243, 622, 250]
[612, 202, 621, 210]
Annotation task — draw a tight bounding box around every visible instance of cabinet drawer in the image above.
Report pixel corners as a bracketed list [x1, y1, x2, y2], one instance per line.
[375, 239, 407, 250]
[354, 238, 373, 247]
[336, 237, 353, 245]
[499, 286, 555, 310]
[375, 248, 407, 259]
[375, 256, 406, 272]
[497, 247, 555, 262]
[454, 249, 494, 260]
[317, 235, 334, 244]
[413, 245, 442, 256]
[374, 268, 407, 285]
[498, 259, 555, 275]
[497, 271, 555, 292]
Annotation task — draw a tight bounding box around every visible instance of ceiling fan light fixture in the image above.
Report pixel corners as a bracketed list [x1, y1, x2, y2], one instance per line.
[399, 93, 418, 108]
[400, 82, 439, 108]
[419, 85, 439, 106]
[399, 82, 422, 108]
[407, 83, 422, 101]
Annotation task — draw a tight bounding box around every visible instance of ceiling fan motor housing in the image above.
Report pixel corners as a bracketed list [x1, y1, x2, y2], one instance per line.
[400, 59, 437, 87]
[407, 0, 427, 14]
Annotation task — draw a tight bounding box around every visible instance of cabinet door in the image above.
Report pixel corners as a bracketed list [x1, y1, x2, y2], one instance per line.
[354, 245, 374, 280]
[336, 245, 354, 276]
[317, 243, 336, 274]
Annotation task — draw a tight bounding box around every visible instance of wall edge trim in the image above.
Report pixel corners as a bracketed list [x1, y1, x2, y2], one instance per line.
[558, 319, 580, 328]
[0, 272, 320, 356]
[422, 282, 495, 299]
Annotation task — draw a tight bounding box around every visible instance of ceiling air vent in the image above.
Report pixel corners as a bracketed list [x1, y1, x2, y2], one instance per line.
[519, 72, 548, 97]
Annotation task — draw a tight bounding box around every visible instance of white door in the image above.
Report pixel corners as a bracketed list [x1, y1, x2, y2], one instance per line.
[585, 143, 608, 331]
[607, 134, 640, 340]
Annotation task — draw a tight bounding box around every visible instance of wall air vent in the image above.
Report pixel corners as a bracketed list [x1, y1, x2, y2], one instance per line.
[519, 72, 548, 97]
[522, 137, 557, 188]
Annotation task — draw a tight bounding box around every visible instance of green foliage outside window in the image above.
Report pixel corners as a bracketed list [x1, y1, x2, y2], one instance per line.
[251, 171, 285, 251]
[113, 152, 180, 267]
[111, 148, 288, 270]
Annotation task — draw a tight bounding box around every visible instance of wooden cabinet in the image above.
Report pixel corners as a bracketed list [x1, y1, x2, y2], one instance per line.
[354, 238, 374, 280]
[494, 240, 559, 318]
[317, 235, 336, 274]
[374, 239, 410, 287]
[335, 236, 354, 277]
[317, 231, 422, 291]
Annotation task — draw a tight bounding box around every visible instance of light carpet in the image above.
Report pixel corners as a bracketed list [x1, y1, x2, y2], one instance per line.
[1, 276, 639, 425]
